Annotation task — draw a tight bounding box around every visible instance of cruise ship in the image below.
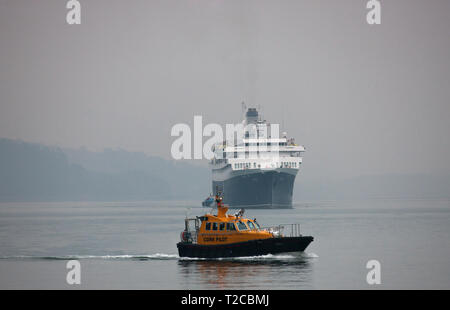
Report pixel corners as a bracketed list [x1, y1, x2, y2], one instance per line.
[210, 107, 305, 208]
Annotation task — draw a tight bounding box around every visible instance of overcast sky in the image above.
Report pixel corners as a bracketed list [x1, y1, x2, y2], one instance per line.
[1, 0, 449, 180]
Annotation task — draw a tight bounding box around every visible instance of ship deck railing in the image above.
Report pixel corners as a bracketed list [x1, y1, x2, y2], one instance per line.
[261, 223, 302, 238]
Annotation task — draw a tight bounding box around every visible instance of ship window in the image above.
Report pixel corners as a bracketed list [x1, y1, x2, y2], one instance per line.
[237, 221, 248, 231]
[247, 221, 256, 230]
[205, 222, 211, 230]
[219, 223, 225, 231]
[254, 220, 261, 229]
[226, 223, 236, 231]
[212, 222, 218, 231]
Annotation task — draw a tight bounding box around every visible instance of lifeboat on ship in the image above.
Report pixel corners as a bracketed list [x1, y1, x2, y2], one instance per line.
[177, 192, 313, 258]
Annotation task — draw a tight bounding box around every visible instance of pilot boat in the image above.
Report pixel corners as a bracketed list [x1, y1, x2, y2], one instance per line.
[177, 193, 313, 258]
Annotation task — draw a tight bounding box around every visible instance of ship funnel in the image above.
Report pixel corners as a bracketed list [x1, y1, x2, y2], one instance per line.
[246, 108, 258, 124]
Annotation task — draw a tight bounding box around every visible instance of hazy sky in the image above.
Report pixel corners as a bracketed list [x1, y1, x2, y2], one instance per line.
[1, 0, 449, 180]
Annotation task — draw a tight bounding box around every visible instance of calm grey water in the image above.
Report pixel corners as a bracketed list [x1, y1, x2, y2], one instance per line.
[0, 199, 449, 289]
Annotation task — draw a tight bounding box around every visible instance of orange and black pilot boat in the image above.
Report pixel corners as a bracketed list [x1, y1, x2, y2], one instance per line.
[177, 193, 313, 258]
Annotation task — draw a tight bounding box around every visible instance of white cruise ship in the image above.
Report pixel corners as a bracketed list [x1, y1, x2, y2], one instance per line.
[210, 107, 305, 208]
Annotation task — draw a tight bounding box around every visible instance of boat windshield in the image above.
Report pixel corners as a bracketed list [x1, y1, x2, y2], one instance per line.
[237, 221, 248, 231]
[253, 220, 261, 229]
[247, 221, 256, 230]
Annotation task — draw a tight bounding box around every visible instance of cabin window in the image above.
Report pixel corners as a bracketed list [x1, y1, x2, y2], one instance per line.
[247, 221, 256, 230]
[254, 220, 261, 229]
[219, 223, 225, 231]
[212, 222, 218, 231]
[237, 221, 248, 231]
[205, 222, 211, 230]
[226, 223, 236, 231]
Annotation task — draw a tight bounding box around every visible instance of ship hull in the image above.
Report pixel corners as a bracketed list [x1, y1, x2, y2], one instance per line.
[212, 170, 297, 209]
[177, 236, 313, 258]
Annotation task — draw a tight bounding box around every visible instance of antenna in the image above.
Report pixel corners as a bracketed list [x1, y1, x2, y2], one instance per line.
[241, 101, 246, 120]
[185, 207, 191, 219]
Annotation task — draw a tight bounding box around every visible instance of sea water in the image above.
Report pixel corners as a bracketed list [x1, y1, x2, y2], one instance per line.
[0, 199, 449, 289]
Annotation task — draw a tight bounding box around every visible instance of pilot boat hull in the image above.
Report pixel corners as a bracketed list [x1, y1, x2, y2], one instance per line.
[177, 236, 313, 258]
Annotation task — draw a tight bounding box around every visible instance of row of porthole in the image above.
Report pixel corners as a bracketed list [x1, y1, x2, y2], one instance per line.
[234, 162, 260, 169]
[233, 162, 299, 169]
